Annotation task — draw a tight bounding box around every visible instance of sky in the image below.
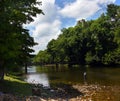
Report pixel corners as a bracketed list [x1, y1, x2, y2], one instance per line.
[25, 0, 120, 54]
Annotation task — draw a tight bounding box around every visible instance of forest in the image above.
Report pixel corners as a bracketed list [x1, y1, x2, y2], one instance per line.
[34, 4, 120, 67]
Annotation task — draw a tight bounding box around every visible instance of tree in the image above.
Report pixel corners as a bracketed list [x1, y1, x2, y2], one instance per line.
[19, 32, 38, 74]
[60, 20, 93, 65]
[33, 50, 52, 65]
[89, 14, 118, 65]
[47, 39, 59, 67]
[103, 4, 120, 65]
[0, 0, 43, 80]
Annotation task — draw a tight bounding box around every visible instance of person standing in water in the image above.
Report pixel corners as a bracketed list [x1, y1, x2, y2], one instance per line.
[83, 72, 87, 84]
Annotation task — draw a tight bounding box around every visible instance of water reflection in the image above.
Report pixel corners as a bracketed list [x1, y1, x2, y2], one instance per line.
[25, 73, 49, 87]
[24, 66, 49, 87]
[27, 66, 36, 73]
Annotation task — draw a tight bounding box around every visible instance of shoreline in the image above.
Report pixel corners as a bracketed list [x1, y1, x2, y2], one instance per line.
[0, 83, 120, 101]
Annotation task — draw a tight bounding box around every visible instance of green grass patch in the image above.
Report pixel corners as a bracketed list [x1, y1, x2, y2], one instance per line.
[0, 75, 32, 96]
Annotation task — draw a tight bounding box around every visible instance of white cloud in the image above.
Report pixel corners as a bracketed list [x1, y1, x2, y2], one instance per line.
[59, 0, 116, 20]
[27, 0, 61, 54]
[33, 19, 61, 38]
[32, 19, 61, 53]
[26, 0, 116, 54]
[97, 0, 116, 4]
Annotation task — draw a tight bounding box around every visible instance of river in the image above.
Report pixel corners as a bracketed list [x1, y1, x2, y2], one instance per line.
[23, 65, 120, 87]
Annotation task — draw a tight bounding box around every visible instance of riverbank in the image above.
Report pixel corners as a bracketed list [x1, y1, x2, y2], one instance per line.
[0, 75, 32, 96]
[0, 84, 120, 101]
[25, 83, 120, 101]
[0, 76, 120, 101]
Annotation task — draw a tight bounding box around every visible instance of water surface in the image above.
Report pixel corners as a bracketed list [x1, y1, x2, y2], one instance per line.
[24, 65, 120, 86]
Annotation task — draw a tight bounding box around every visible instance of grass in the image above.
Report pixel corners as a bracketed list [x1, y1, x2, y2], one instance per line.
[0, 75, 32, 96]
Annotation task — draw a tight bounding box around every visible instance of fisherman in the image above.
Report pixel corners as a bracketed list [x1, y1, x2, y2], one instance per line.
[83, 72, 87, 84]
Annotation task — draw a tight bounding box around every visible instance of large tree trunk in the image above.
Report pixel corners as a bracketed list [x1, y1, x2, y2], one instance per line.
[0, 68, 4, 81]
[0, 61, 5, 81]
[25, 63, 28, 74]
[55, 63, 59, 68]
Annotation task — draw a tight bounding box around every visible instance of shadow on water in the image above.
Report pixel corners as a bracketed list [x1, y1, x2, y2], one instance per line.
[32, 83, 83, 100]
[50, 83, 83, 99]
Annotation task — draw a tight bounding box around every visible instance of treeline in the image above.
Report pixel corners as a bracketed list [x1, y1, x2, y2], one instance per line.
[34, 4, 120, 67]
[0, 0, 43, 80]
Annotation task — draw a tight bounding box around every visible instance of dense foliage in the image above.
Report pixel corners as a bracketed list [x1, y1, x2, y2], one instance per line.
[34, 4, 120, 66]
[0, 0, 43, 80]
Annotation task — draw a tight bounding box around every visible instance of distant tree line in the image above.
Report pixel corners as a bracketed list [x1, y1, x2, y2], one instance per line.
[34, 4, 120, 67]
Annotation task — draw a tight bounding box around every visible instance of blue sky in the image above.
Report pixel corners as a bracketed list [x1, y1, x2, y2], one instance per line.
[25, 0, 120, 54]
[115, 0, 120, 4]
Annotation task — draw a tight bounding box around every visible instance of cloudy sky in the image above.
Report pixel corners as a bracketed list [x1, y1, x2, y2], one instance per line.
[25, 0, 120, 54]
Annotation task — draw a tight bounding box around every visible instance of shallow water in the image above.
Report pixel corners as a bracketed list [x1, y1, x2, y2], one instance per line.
[24, 65, 120, 86]
[23, 65, 120, 100]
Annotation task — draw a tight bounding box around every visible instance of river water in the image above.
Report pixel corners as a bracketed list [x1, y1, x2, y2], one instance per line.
[23, 65, 120, 87]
